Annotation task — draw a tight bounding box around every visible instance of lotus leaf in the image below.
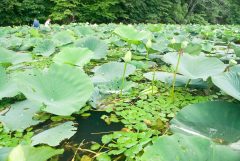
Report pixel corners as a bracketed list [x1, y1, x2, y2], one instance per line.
[141, 134, 240, 161]
[230, 65, 240, 73]
[75, 37, 108, 59]
[143, 71, 207, 88]
[170, 101, 240, 144]
[114, 25, 152, 44]
[33, 39, 56, 57]
[0, 66, 19, 100]
[212, 72, 240, 101]
[74, 26, 95, 37]
[16, 64, 94, 116]
[53, 47, 93, 66]
[162, 52, 226, 80]
[0, 100, 42, 131]
[0, 47, 32, 65]
[19, 37, 42, 51]
[232, 44, 240, 57]
[184, 43, 202, 55]
[31, 121, 77, 146]
[6, 36, 22, 49]
[202, 42, 214, 53]
[52, 31, 74, 47]
[97, 80, 137, 94]
[91, 62, 136, 83]
[0, 145, 63, 161]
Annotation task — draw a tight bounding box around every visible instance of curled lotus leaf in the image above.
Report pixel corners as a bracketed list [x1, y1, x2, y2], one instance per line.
[162, 52, 227, 80]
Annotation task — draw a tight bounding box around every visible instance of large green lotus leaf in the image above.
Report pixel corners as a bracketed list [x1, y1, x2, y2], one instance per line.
[0, 47, 32, 65]
[184, 43, 202, 55]
[16, 64, 94, 116]
[0, 100, 42, 131]
[170, 101, 240, 144]
[73, 26, 95, 37]
[230, 65, 240, 73]
[33, 39, 56, 57]
[53, 47, 93, 67]
[151, 42, 169, 53]
[52, 31, 74, 47]
[129, 60, 156, 69]
[231, 44, 240, 57]
[0, 38, 8, 48]
[31, 121, 77, 146]
[19, 37, 42, 51]
[0, 145, 63, 161]
[97, 79, 137, 94]
[141, 134, 240, 161]
[202, 42, 214, 53]
[212, 72, 240, 101]
[91, 62, 136, 83]
[0, 66, 19, 100]
[6, 36, 22, 49]
[162, 53, 226, 80]
[143, 71, 208, 88]
[75, 37, 108, 59]
[114, 25, 152, 44]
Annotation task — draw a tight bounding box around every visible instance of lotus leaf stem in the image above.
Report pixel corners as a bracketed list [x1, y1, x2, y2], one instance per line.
[152, 68, 156, 94]
[120, 62, 127, 96]
[185, 79, 191, 88]
[171, 50, 182, 100]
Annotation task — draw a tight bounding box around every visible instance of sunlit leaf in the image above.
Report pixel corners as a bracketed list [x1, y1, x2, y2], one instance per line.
[141, 134, 240, 161]
[0, 145, 63, 161]
[162, 52, 226, 80]
[0, 47, 32, 65]
[75, 37, 108, 59]
[91, 62, 136, 83]
[16, 64, 94, 116]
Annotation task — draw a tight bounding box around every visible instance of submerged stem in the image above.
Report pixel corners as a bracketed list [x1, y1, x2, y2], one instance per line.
[171, 50, 182, 101]
[120, 62, 127, 96]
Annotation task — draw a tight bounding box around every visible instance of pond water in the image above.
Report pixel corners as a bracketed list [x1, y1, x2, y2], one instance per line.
[59, 111, 123, 161]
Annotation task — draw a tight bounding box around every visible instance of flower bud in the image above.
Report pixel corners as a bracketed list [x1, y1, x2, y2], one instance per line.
[123, 51, 132, 63]
[181, 41, 189, 48]
[229, 59, 237, 66]
[171, 38, 176, 44]
[146, 39, 152, 48]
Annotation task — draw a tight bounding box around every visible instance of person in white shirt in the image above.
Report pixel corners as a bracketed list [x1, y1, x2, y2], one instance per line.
[44, 18, 51, 27]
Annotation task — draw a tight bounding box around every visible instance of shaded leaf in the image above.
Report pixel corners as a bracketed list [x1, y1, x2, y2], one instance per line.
[170, 101, 240, 144]
[212, 72, 240, 101]
[31, 121, 77, 146]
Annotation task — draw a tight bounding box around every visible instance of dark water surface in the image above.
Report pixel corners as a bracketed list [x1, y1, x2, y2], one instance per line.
[59, 111, 123, 161]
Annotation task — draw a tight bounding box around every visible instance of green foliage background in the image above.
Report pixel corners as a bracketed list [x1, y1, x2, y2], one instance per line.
[0, 0, 240, 26]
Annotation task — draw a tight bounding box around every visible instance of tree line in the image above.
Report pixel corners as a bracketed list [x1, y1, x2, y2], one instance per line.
[1, 0, 240, 26]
